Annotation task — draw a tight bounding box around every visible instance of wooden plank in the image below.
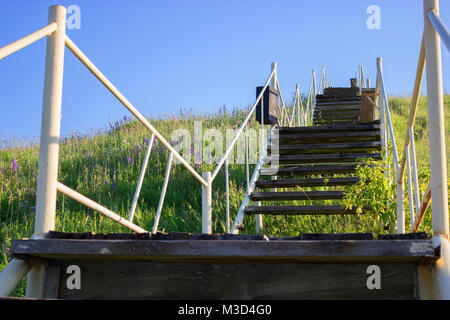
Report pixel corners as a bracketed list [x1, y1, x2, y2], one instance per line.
[314, 115, 360, 120]
[260, 164, 359, 176]
[49, 231, 269, 241]
[53, 260, 420, 300]
[275, 121, 380, 133]
[270, 141, 381, 155]
[250, 190, 346, 201]
[315, 102, 361, 107]
[244, 205, 360, 215]
[43, 260, 61, 299]
[314, 109, 361, 114]
[48, 231, 151, 240]
[314, 108, 361, 113]
[301, 233, 374, 240]
[378, 233, 429, 240]
[255, 177, 361, 188]
[274, 131, 380, 144]
[269, 153, 381, 164]
[11, 239, 439, 263]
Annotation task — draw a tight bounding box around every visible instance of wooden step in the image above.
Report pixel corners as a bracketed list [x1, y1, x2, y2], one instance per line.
[255, 177, 361, 188]
[250, 191, 345, 201]
[315, 101, 361, 106]
[269, 153, 381, 164]
[274, 131, 381, 144]
[270, 141, 382, 155]
[244, 205, 360, 215]
[317, 93, 360, 99]
[314, 107, 361, 113]
[260, 164, 359, 176]
[314, 115, 360, 120]
[275, 121, 380, 134]
[313, 121, 360, 126]
[314, 109, 361, 114]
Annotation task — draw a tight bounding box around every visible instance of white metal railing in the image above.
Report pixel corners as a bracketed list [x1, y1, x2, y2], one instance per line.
[1, 1, 449, 300]
[375, 1, 449, 236]
[290, 70, 318, 127]
[0, 5, 297, 296]
[373, 0, 449, 298]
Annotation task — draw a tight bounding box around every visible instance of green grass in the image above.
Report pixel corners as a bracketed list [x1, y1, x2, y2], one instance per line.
[1, 95, 449, 296]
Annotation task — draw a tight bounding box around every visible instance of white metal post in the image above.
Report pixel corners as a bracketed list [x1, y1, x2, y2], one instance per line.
[312, 69, 317, 97]
[359, 66, 363, 94]
[0, 259, 32, 297]
[129, 133, 155, 221]
[423, 0, 449, 238]
[26, 5, 66, 299]
[202, 172, 212, 234]
[271, 62, 277, 89]
[225, 158, 230, 234]
[152, 151, 174, 233]
[406, 146, 415, 230]
[409, 126, 421, 212]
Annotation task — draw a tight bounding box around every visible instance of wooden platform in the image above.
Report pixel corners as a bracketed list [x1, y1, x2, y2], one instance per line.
[11, 234, 439, 300]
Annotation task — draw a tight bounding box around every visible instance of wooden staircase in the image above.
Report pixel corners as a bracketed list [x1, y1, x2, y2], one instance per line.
[245, 87, 382, 218]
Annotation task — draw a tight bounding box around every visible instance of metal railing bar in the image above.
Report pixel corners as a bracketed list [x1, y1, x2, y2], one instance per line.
[377, 63, 399, 166]
[152, 151, 174, 233]
[0, 23, 57, 60]
[231, 129, 271, 234]
[312, 69, 317, 98]
[409, 126, 421, 212]
[210, 69, 275, 182]
[245, 124, 250, 190]
[56, 182, 147, 233]
[64, 35, 207, 187]
[398, 34, 426, 184]
[412, 182, 432, 232]
[225, 157, 230, 233]
[0, 259, 32, 297]
[128, 133, 155, 221]
[306, 76, 313, 120]
[406, 146, 415, 229]
[276, 79, 292, 127]
[427, 9, 450, 52]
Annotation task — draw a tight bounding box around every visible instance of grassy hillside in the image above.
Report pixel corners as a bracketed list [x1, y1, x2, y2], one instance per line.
[1, 95, 449, 296]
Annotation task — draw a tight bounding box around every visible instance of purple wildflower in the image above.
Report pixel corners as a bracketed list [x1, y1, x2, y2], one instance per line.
[11, 158, 18, 174]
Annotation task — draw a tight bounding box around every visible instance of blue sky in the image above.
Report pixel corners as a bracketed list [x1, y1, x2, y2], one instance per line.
[0, 0, 449, 141]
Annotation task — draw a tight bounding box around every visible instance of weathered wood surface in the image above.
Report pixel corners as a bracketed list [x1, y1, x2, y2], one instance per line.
[313, 120, 360, 125]
[378, 232, 430, 240]
[269, 153, 381, 165]
[255, 177, 361, 188]
[12, 239, 439, 263]
[260, 164, 360, 176]
[250, 191, 345, 201]
[48, 230, 269, 241]
[270, 141, 381, 155]
[244, 205, 361, 216]
[51, 260, 421, 300]
[274, 131, 380, 144]
[275, 121, 380, 134]
[361, 88, 376, 123]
